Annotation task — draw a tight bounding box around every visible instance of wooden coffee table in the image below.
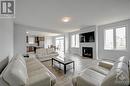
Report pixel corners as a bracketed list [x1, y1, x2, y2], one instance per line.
[52, 56, 75, 74]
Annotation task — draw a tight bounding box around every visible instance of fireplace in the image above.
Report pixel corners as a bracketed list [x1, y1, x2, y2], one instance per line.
[82, 47, 93, 58]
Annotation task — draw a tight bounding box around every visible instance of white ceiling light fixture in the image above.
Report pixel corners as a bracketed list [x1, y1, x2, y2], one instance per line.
[62, 17, 71, 22]
[26, 32, 29, 34]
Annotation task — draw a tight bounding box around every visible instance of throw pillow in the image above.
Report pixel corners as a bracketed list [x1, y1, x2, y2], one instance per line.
[2, 58, 28, 86]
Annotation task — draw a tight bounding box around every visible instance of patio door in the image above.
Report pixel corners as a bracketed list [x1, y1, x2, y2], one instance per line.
[56, 37, 64, 54]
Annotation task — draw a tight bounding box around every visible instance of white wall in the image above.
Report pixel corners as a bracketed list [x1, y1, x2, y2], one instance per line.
[14, 25, 26, 54]
[98, 19, 130, 60]
[0, 19, 14, 59]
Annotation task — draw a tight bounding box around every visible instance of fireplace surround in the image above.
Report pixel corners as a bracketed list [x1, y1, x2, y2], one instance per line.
[82, 47, 93, 58]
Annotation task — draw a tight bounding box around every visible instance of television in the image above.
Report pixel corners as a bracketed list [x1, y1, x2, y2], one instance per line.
[80, 31, 95, 43]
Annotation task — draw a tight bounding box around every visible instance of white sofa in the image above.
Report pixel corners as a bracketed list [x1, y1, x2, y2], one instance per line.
[36, 48, 59, 61]
[0, 55, 56, 86]
[72, 56, 129, 86]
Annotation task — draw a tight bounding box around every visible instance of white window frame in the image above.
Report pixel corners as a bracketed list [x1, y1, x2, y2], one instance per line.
[104, 28, 114, 50]
[104, 25, 128, 51]
[71, 33, 79, 48]
[28, 36, 35, 44]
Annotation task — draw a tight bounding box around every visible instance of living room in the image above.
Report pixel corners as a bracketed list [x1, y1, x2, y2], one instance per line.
[0, 0, 130, 86]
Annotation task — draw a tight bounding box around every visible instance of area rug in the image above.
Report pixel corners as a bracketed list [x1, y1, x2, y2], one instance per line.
[42, 54, 98, 86]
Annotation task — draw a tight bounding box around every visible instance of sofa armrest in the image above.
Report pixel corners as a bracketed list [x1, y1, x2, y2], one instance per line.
[98, 61, 114, 70]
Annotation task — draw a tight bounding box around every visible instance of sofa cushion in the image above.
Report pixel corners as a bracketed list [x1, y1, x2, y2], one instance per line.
[89, 65, 110, 75]
[0, 57, 9, 74]
[47, 48, 54, 54]
[27, 62, 43, 73]
[36, 48, 48, 57]
[36, 52, 43, 58]
[38, 57, 52, 62]
[36, 49, 43, 58]
[42, 48, 48, 55]
[2, 58, 28, 86]
[49, 52, 58, 56]
[77, 68, 105, 86]
[26, 58, 56, 86]
[27, 69, 51, 86]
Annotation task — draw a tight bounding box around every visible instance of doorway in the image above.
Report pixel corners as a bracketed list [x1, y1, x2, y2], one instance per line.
[56, 37, 64, 55]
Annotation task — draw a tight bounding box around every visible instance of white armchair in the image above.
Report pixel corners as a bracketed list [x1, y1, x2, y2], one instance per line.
[72, 56, 129, 86]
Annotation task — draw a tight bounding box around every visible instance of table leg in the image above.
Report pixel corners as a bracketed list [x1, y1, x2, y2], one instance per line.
[64, 64, 66, 74]
[73, 61, 75, 69]
[52, 58, 53, 66]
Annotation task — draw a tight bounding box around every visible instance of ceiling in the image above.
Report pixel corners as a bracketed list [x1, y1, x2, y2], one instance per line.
[27, 30, 60, 37]
[15, 0, 130, 33]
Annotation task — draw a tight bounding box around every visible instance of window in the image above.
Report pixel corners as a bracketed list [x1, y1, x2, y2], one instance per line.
[104, 29, 114, 50]
[71, 34, 79, 47]
[28, 37, 35, 44]
[104, 26, 127, 50]
[116, 27, 126, 50]
[56, 37, 64, 52]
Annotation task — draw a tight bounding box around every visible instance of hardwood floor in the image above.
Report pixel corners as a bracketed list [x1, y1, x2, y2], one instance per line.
[42, 54, 98, 86]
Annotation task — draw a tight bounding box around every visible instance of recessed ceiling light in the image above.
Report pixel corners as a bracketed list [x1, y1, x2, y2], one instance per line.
[26, 32, 29, 34]
[62, 17, 71, 22]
